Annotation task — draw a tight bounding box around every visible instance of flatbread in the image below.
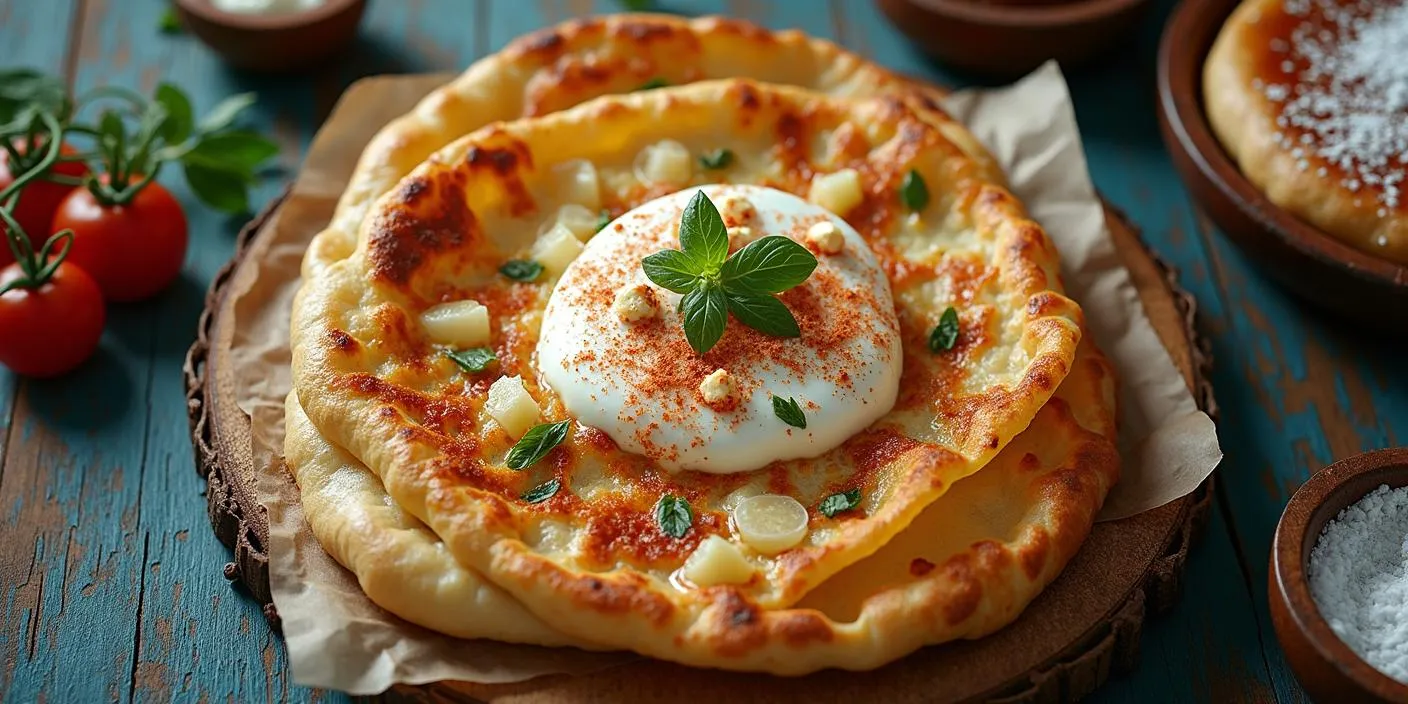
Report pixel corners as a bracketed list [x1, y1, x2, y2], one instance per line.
[290, 79, 1083, 667]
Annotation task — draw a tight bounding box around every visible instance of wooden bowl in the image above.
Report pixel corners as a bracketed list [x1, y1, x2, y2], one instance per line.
[174, 0, 367, 73]
[1155, 0, 1408, 330]
[1270, 447, 1408, 704]
[874, 0, 1152, 78]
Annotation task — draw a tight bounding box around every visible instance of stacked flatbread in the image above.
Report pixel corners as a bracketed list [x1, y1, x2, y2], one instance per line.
[286, 15, 1119, 675]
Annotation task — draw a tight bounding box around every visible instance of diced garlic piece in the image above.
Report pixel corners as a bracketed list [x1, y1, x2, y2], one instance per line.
[682, 535, 755, 587]
[805, 221, 845, 254]
[726, 225, 758, 248]
[552, 203, 601, 241]
[633, 139, 692, 187]
[734, 494, 808, 554]
[485, 375, 540, 439]
[612, 283, 659, 323]
[419, 300, 489, 348]
[533, 224, 585, 274]
[719, 194, 756, 225]
[552, 159, 601, 210]
[807, 169, 864, 216]
[699, 369, 736, 407]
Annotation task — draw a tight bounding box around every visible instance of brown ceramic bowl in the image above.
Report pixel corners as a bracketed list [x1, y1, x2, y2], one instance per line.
[875, 0, 1152, 77]
[1270, 447, 1408, 704]
[1156, 0, 1408, 330]
[175, 0, 367, 73]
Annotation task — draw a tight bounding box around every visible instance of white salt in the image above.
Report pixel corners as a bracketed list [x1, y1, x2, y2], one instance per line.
[1308, 484, 1408, 684]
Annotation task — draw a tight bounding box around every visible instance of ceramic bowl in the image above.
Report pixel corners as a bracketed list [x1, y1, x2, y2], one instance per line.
[1155, 0, 1408, 329]
[874, 0, 1152, 78]
[1270, 447, 1408, 703]
[174, 0, 367, 73]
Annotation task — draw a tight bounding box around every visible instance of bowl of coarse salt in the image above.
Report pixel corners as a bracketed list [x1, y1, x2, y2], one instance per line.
[1272, 447, 1408, 704]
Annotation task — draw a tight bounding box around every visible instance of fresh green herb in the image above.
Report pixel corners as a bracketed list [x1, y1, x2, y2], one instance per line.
[819, 489, 862, 518]
[637, 77, 669, 91]
[521, 478, 562, 504]
[0, 69, 69, 127]
[641, 191, 817, 354]
[446, 348, 497, 373]
[620, 0, 655, 9]
[900, 169, 929, 211]
[505, 420, 571, 470]
[699, 149, 733, 170]
[499, 259, 544, 282]
[596, 209, 612, 232]
[772, 396, 806, 429]
[928, 306, 960, 352]
[158, 7, 183, 34]
[655, 494, 693, 538]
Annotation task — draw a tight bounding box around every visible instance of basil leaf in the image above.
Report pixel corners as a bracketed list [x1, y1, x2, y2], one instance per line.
[521, 478, 561, 504]
[900, 169, 929, 211]
[819, 489, 861, 518]
[680, 280, 727, 355]
[726, 292, 799, 338]
[928, 306, 960, 352]
[772, 396, 806, 429]
[153, 83, 194, 144]
[186, 130, 279, 176]
[0, 69, 67, 124]
[678, 190, 728, 271]
[655, 494, 693, 538]
[596, 209, 612, 233]
[499, 259, 543, 282]
[183, 161, 249, 213]
[641, 249, 700, 294]
[158, 7, 183, 33]
[446, 347, 497, 373]
[699, 149, 733, 170]
[197, 92, 257, 133]
[505, 420, 571, 470]
[719, 235, 817, 294]
[636, 77, 668, 91]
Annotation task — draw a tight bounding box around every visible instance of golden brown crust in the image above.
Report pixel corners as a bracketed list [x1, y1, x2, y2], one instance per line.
[290, 78, 1087, 669]
[1204, 0, 1408, 264]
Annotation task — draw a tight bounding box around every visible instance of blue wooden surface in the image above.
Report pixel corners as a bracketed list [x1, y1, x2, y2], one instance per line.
[3, 0, 1403, 701]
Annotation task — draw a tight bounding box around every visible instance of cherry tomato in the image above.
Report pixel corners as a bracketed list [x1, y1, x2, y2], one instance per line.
[0, 260, 105, 378]
[53, 177, 189, 303]
[0, 141, 88, 265]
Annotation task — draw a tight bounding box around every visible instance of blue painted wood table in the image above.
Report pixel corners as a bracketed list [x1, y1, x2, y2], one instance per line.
[3, 0, 1405, 701]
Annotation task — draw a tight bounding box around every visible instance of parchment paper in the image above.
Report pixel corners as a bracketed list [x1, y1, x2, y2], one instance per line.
[225, 63, 1222, 694]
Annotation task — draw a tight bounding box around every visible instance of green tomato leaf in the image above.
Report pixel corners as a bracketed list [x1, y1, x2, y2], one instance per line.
[505, 420, 571, 470]
[521, 478, 562, 504]
[154, 83, 194, 144]
[719, 235, 818, 294]
[655, 494, 693, 538]
[819, 489, 861, 518]
[900, 169, 929, 211]
[187, 130, 279, 175]
[725, 292, 800, 339]
[641, 249, 701, 294]
[158, 7, 183, 33]
[772, 396, 807, 429]
[680, 280, 727, 355]
[699, 148, 733, 170]
[499, 259, 543, 282]
[678, 190, 728, 271]
[183, 161, 249, 213]
[0, 69, 67, 125]
[198, 92, 257, 133]
[928, 306, 960, 352]
[446, 348, 497, 373]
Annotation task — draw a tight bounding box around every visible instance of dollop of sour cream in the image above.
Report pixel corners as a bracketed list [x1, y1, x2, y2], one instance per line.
[211, 0, 325, 15]
[537, 185, 902, 474]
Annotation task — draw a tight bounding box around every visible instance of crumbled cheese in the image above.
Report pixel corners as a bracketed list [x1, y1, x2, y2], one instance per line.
[699, 369, 737, 406]
[805, 221, 845, 254]
[485, 376, 540, 439]
[612, 283, 659, 323]
[549, 204, 600, 241]
[807, 169, 864, 216]
[533, 223, 585, 274]
[419, 300, 489, 347]
[552, 159, 601, 210]
[633, 139, 692, 186]
[682, 535, 754, 586]
[726, 225, 757, 248]
[719, 194, 756, 225]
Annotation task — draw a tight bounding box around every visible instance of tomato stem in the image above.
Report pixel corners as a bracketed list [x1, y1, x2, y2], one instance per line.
[0, 110, 78, 294]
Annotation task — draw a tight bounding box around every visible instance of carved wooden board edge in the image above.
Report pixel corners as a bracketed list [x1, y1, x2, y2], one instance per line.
[183, 192, 1218, 701]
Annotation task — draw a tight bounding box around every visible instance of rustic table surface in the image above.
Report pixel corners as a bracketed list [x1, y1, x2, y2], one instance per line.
[1, 0, 1403, 701]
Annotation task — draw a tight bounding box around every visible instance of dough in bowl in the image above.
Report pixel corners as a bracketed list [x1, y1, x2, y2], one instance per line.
[1204, 0, 1408, 264]
[289, 79, 1084, 669]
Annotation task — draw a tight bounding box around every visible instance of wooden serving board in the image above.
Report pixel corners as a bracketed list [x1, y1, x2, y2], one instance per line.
[182, 78, 1216, 704]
